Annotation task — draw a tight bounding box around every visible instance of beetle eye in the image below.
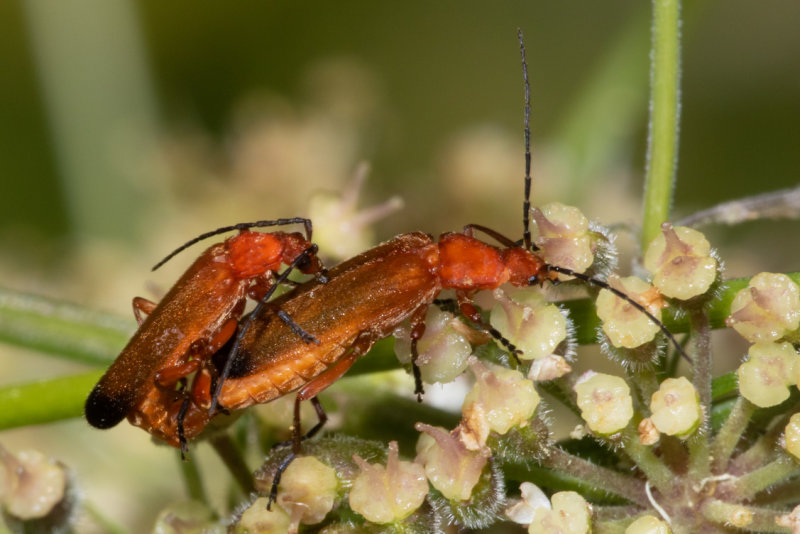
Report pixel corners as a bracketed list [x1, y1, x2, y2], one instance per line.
[296, 255, 312, 271]
[528, 275, 539, 285]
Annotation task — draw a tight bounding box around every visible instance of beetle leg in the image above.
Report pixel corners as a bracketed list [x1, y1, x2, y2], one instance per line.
[176, 396, 191, 459]
[457, 291, 522, 365]
[267, 337, 375, 510]
[408, 306, 430, 401]
[132, 297, 157, 326]
[277, 310, 318, 344]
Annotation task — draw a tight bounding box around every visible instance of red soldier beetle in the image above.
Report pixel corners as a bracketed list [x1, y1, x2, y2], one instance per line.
[84, 218, 326, 450]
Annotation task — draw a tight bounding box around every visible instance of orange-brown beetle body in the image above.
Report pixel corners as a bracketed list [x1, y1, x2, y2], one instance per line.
[84, 229, 323, 436]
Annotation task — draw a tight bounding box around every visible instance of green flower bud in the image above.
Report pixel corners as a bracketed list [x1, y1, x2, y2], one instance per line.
[737, 342, 799, 408]
[643, 223, 717, 300]
[649, 377, 701, 438]
[349, 441, 428, 524]
[277, 456, 338, 525]
[394, 306, 472, 384]
[531, 202, 596, 278]
[489, 287, 568, 361]
[414, 424, 489, 502]
[596, 275, 663, 348]
[574, 372, 633, 435]
[726, 272, 800, 343]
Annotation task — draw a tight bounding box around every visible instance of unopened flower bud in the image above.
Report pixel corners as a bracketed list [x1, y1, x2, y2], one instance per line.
[574, 372, 633, 435]
[277, 456, 338, 525]
[309, 162, 403, 260]
[528, 491, 591, 534]
[489, 288, 568, 361]
[638, 418, 661, 446]
[349, 441, 428, 524]
[415, 423, 489, 502]
[625, 514, 671, 533]
[643, 223, 717, 300]
[235, 497, 291, 534]
[394, 306, 472, 384]
[737, 342, 799, 408]
[729, 507, 753, 528]
[783, 413, 800, 460]
[596, 275, 664, 348]
[528, 354, 572, 381]
[0, 447, 67, 520]
[531, 202, 596, 277]
[461, 358, 539, 448]
[726, 273, 800, 343]
[649, 377, 702, 437]
[505, 482, 550, 525]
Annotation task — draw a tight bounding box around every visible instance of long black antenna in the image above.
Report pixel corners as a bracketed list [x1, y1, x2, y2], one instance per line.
[518, 29, 533, 251]
[152, 217, 313, 271]
[546, 264, 691, 363]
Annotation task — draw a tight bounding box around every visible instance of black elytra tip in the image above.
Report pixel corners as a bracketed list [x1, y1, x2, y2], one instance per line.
[84, 387, 129, 429]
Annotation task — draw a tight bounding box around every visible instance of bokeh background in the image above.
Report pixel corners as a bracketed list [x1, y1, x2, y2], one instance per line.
[1, 1, 799, 531]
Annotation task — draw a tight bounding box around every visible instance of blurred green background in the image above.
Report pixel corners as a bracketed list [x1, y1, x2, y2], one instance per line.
[1, 1, 799, 531]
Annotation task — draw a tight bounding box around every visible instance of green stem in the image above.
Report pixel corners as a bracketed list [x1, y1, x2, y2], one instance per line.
[710, 397, 755, 473]
[0, 371, 102, 429]
[688, 305, 712, 481]
[621, 427, 673, 494]
[701, 499, 791, 533]
[627, 364, 660, 409]
[178, 452, 209, 505]
[642, 0, 682, 249]
[0, 287, 131, 365]
[209, 434, 255, 496]
[728, 456, 800, 502]
[82, 500, 132, 534]
[541, 446, 648, 507]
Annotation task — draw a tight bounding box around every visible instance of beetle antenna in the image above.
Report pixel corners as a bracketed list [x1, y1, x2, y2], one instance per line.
[546, 264, 691, 363]
[152, 218, 313, 271]
[518, 29, 534, 252]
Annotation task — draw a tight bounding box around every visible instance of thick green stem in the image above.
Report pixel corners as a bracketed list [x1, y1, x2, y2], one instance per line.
[0, 287, 131, 365]
[621, 427, 673, 494]
[0, 371, 102, 429]
[642, 0, 682, 249]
